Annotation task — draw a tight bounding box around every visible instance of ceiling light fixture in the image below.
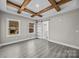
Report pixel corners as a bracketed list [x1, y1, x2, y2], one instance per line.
[36, 4, 39, 8]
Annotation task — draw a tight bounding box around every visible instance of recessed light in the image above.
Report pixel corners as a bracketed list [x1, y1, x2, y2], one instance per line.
[36, 4, 39, 8]
[75, 30, 79, 33]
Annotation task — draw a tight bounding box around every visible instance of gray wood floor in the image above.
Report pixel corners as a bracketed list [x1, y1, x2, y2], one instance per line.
[0, 39, 79, 58]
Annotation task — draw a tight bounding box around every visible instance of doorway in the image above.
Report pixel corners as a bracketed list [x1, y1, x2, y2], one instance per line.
[37, 21, 49, 40]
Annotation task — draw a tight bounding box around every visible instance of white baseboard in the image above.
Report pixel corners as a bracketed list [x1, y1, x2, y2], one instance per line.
[1, 38, 79, 50]
[0, 38, 36, 47]
[47, 39, 79, 50]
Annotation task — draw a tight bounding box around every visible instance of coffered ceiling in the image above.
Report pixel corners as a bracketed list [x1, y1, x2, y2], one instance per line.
[0, 0, 79, 20]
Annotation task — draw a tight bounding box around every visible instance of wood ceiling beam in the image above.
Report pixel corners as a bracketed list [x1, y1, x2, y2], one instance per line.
[7, 0, 21, 8]
[31, 6, 53, 17]
[18, 0, 31, 13]
[48, 0, 61, 11]
[7, 0, 42, 17]
[57, 0, 72, 6]
[31, 0, 71, 17]
[23, 9, 42, 17]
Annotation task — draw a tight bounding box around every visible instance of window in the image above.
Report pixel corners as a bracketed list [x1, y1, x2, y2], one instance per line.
[29, 23, 34, 33]
[7, 19, 20, 37]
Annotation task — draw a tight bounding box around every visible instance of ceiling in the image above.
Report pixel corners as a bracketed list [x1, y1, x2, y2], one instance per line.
[0, 0, 79, 20]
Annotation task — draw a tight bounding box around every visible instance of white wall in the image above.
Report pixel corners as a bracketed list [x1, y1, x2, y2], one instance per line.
[0, 13, 2, 43]
[48, 9, 79, 49]
[0, 0, 6, 11]
[0, 11, 36, 44]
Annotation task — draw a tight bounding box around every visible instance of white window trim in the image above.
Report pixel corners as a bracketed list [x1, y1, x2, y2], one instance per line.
[6, 19, 21, 37]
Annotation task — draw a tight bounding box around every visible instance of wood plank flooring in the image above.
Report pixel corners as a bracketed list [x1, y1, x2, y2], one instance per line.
[0, 39, 79, 58]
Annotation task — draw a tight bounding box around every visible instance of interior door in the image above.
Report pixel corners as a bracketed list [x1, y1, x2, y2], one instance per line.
[42, 21, 49, 39]
[37, 21, 49, 40]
